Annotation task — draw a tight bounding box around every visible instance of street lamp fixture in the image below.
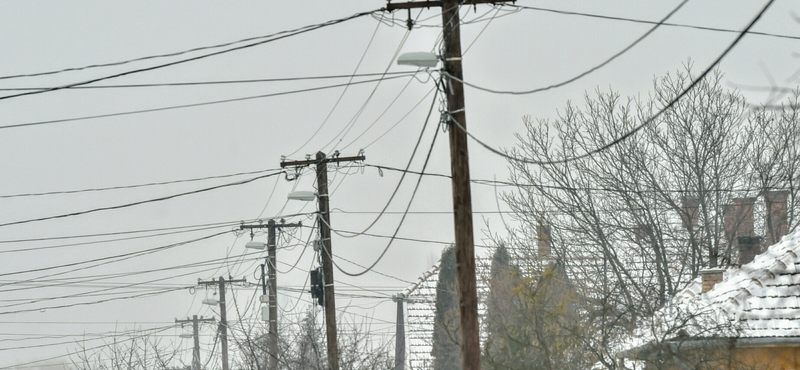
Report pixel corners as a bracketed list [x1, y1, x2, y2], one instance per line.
[287, 190, 317, 202]
[245, 241, 266, 250]
[202, 298, 219, 306]
[397, 51, 439, 68]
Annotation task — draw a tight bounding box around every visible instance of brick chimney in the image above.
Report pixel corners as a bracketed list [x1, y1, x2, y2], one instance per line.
[737, 236, 761, 266]
[681, 195, 700, 230]
[699, 268, 725, 293]
[764, 190, 789, 246]
[723, 197, 756, 248]
[537, 222, 551, 257]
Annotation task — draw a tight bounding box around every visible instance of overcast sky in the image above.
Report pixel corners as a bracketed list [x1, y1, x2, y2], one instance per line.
[0, 1, 797, 368]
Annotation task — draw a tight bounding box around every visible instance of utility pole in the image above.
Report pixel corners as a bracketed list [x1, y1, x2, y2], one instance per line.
[175, 315, 215, 370]
[198, 276, 247, 370]
[385, 2, 514, 370]
[281, 151, 365, 370]
[240, 219, 301, 370]
[391, 295, 407, 370]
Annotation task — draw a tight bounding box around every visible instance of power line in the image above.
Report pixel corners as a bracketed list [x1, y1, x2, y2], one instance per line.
[0, 71, 417, 91]
[0, 224, 233, 255]
[447, 0, 776, 165]
[362, 163, 797, 194]
[286, 14, 388, 157]
[440, 0, 689, 96]
[0, 213, 313, 245]
[0, 261, 263, 315]
[325, 10, 419, 154]
[331, 100, 442, 277]
[0, 172, 282, 229]
[0, 168, 282, 199]
[337, 92, 438, 239]
[0, 74, 415, 131]
[505, 3, 800, 41]
[0, 287, 185, 316]
[0, 252, 264, 293]
[0, 9, 380, 102]
[0, 230, 230, 279]
[360, 86, 437, 150]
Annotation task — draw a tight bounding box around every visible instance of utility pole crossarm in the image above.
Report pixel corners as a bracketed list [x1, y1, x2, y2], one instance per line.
[385, 0, 514, 11]
[239, 223, 302, 230]
[196, 278, 247, 286]
[280, 155, 365, 168]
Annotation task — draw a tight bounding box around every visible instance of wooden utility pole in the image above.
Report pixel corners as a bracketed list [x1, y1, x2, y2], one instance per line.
[198, 276, 247, 370]
[385, 2, 513, 369]
[281, 151, 365, 370]
[175, 315, 215, 370]
[240, 219, 301, 370]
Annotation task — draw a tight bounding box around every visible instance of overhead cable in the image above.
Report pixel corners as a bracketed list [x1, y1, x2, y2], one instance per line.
[0, 168, 281, 199]
[0, 230, 230, 280]
[506, 3, 800, 41]
[442, 0, 689, 96]
[0, 74, 415, 131]
[0, 172, 282, 229]
[330, 103, 442, 277]
[448, 0, 775, 165]
[285, 13, 387, 157]
[337, 92, 438, 238]
[0, 71, 415, 91]
[0, 9, 380, 101]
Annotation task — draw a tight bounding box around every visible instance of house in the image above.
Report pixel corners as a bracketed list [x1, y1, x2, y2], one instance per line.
[616, 228, 800, 369]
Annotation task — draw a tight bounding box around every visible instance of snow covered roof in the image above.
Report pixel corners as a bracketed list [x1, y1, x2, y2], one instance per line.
[619, 227, 800, 356]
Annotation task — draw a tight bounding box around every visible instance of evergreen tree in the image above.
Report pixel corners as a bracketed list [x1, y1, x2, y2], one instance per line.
[483, 244, 525, 370]
[431, 245, 462, 370]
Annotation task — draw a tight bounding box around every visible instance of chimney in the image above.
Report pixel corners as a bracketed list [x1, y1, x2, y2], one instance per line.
[681, 195, 700, 230]
[537, 222, 551, 257]
[723, 197, 756, 248]
[737, 236, 761, 266]
[765, 190, 789, 246]
[699, 268, 725, 293]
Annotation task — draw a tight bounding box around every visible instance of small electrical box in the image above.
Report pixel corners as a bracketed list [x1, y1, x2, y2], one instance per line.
[261, 306, 269, 322]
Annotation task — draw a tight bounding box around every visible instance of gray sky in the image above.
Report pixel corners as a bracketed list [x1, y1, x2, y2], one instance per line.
[0, 1, 797, 368]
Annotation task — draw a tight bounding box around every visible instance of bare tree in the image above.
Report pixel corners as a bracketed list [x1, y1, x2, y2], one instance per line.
[69, 328, 180, 370]
[490, 64, 800, 369]
[236, 308, 394, 370]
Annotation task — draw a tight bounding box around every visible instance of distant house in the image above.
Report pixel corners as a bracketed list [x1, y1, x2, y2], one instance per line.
[616, 228, 800, 370]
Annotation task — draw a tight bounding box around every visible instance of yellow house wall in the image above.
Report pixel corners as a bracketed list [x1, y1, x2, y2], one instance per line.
[644, 346, 800, 370]
[734, 347, 799, 370]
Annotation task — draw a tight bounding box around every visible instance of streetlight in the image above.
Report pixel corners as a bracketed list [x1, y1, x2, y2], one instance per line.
[245, 241, 267, 250]
[287, 190, 317, 202]
[397, 52, 439, 68]
[202, 298, 219, 306]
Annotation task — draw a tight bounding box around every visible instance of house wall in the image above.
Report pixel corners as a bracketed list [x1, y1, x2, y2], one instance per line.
[735, 347, 799, 370]
[643, 346, 799, 370]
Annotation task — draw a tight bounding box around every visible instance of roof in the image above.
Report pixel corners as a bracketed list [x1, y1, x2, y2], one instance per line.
[619, 227, 800, 356]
